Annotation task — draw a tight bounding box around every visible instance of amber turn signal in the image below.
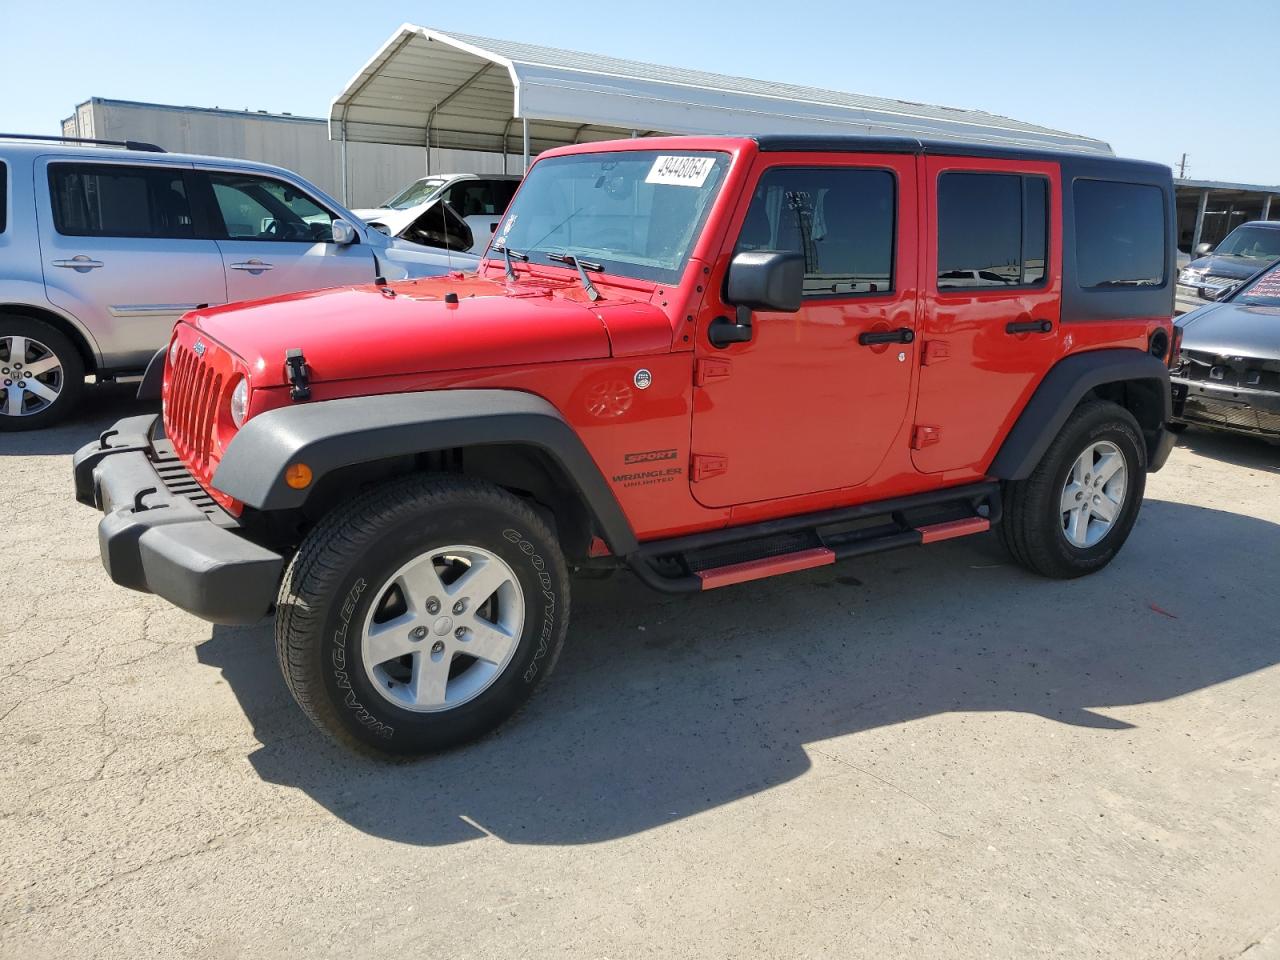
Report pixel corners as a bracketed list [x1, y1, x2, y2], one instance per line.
[284, 463, 313, 489]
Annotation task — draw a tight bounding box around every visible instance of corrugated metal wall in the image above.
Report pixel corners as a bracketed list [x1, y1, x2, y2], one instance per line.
[62, 99, 520, 208]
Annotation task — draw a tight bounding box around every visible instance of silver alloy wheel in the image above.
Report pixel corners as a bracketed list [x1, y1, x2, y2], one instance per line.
[361, 544, 525, 713]
[0, 335, 64, 418]
[1060, 440, 1128, 548]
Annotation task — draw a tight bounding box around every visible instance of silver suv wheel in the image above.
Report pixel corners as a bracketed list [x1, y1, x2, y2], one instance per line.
[1060, 439, 1128, 548]
[361, 544, 525, 713]
[1, 335, 64, 418]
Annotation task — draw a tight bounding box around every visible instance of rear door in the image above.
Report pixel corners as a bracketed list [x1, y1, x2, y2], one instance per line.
[197, 168, 375, 303]
[913, 156, 1062, 473]
[36, 158, 226, 371]
[689, 152, 919, 507]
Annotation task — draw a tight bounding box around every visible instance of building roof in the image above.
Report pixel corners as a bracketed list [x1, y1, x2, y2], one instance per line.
[329, 25, 1114, 157]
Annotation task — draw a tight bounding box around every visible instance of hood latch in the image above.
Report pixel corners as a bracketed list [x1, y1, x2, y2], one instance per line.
[285, 348, 312, 402]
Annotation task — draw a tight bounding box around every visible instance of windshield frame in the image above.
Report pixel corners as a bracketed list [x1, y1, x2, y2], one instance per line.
[491, 149, 732, 286]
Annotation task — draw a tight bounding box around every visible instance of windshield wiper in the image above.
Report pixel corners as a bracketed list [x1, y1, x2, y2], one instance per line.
[501, 244, 528, 281]
[547, 253, 602, 301]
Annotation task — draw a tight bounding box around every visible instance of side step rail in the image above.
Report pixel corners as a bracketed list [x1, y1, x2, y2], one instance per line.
[626, 483, 998, 594]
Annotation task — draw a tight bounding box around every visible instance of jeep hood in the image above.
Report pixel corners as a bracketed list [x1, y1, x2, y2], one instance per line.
[184, 274, 665, 388]
[1179, 301, 1280, 358]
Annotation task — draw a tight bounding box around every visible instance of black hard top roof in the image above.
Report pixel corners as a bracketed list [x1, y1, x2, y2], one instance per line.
[751, 134, 1170, 176]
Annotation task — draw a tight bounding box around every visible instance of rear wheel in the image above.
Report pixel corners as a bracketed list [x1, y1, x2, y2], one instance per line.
[0, 316, 85, 430]
[1000, 400, 1147, 579]
[275, 475, 570, 756]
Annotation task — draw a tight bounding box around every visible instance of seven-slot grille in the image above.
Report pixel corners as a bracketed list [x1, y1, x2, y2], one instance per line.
[164, 341, 223, 470]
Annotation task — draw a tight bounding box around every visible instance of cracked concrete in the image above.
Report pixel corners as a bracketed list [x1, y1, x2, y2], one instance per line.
[2, 383, 1279, 959]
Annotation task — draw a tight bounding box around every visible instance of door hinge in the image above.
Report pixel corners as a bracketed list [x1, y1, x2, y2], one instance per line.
[922, 340, 951, 365]
[911, 425, 941, 450]
[694, 357, 732, 387]
[691, 454, 728, 482]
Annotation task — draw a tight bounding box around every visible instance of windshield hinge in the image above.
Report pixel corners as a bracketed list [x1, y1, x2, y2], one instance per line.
[284, 348, 312, 402]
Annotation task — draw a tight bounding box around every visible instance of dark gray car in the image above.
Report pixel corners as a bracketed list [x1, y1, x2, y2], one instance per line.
[1171, 260, 1280, 440]
[1176, 221, 1280, 314]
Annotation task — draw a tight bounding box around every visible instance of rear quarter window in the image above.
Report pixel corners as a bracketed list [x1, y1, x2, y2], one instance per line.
[1073, 179, 1166, 289]
[0, 160, 7, 233]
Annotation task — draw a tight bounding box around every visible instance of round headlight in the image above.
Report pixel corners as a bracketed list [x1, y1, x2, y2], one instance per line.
[229, 379, 249, 427]
[169, 339, 180, 366]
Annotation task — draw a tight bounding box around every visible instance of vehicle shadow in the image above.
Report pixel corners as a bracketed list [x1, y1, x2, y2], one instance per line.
[1175, 424, 1280, 474]
[0, 383, 155, 456]
[197, 498, 1280, 846]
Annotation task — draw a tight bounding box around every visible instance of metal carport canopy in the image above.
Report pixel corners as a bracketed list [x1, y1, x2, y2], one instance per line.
[330, 25, 1113, 168]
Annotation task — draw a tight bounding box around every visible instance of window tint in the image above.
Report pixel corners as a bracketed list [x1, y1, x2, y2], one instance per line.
[736, 167, 895, 296]
[0, 161, 7, 234]
[208, 172, 336, 243]
[937, 172, 1048, 289]
[49, 164, 194, 239]
[444, 181, 501, 217]
[493, 180, 520, 211]
[1074, 180, 1166, 288]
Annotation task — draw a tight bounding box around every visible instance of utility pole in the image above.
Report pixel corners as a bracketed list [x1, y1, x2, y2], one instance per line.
[1177, 153, 1189, 179]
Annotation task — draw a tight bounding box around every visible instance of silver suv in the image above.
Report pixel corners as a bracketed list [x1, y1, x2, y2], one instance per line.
[0, 136, 479, 430]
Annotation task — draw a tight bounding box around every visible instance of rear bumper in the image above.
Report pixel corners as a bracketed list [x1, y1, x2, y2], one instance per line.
[1171, 376, 1280, 437]
[72, 415, 282, 624]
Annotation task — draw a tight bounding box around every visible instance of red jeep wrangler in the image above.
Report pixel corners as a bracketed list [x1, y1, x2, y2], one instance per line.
[73, 136, 1178, 755]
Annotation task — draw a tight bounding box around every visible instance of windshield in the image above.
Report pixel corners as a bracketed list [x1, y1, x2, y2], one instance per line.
[1233, 264, 1280, 307]
[493, 150, 730, 284]
[382, 177, 449, 211]
[1214, 225, 1280, 261]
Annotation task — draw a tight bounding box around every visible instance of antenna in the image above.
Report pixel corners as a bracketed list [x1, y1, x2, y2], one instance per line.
[1177, 153, 1189, 179]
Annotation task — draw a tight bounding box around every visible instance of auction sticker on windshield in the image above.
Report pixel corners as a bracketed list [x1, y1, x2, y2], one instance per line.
[646, 155, 716, 187]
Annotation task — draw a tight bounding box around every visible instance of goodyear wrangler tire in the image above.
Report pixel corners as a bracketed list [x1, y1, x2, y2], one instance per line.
[275, 475, 570, 756]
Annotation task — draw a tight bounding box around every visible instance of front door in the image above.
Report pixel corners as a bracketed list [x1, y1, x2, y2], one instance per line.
[199, 168, 375, 304]
[912, 156, 1062, 474]
[690, 153, 919, 508]
[37, 159, 227, 371]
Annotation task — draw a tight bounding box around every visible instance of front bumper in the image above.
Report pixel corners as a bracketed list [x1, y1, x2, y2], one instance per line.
[72, 415, 283, 624]
[1171, 376, 1280, 437]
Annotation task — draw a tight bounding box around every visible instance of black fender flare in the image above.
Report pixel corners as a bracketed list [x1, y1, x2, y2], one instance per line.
[136, 347, 166, 401]
[211, 389, 639, 554]
[989, 348, 1172, 480]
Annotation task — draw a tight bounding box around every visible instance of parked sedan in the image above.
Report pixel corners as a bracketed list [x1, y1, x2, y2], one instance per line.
[1171, 260, 1280, 441]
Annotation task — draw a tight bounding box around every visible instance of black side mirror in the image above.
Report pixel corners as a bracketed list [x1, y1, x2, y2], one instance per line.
[726, 250, 805, 312]
[1195, 242, 1214, 257]
[708, 251, 805, 349]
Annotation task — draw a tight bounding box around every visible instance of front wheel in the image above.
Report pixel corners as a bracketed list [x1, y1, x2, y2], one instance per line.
[275, 475, 571, 756]
[1000, 400, 1147, 579]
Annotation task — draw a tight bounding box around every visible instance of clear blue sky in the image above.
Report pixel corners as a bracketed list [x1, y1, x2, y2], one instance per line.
[1, 0, 1276, 185]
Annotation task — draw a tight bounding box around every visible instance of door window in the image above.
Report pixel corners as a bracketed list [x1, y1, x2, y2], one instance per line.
[207, 172, 336, 243]
[0, 161, 7, 233]
[443, 181, 497, 217]
[736, 167, 896, 296]
[48, 163, 194, 238]
[937, 172, 1049, 288]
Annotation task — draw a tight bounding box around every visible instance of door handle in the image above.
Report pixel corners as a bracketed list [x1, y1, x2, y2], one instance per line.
[52, 256, 103, 271]
[1006, 319, 1053, 334]
[230, 259, 274, 273]
[858, 327, 915, 346]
